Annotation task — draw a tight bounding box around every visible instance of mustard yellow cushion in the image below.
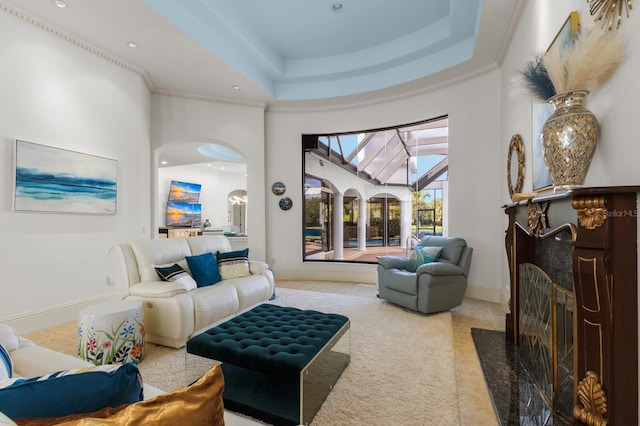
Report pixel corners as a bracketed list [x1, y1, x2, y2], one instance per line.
[16, 365, 225, 426]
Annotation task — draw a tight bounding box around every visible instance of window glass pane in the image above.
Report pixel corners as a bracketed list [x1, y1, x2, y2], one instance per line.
[302, 116, 448, 263]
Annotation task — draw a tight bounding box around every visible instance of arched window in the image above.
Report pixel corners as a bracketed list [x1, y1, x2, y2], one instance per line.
[302, 116, 448, 263]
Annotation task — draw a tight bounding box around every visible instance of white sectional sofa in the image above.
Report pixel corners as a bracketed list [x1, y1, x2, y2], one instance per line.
[0, 323, 263, 425]
[109, 235, 275, 348]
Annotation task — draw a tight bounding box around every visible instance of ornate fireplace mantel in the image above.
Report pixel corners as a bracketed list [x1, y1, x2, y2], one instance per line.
[504, 186, 639, 426]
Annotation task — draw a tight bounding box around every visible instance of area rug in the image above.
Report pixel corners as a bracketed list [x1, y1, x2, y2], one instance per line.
[137, 286, 461, 425]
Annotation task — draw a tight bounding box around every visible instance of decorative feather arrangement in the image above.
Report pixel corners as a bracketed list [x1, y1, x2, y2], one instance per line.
[517, 54, 556, 102]
[544, 25, 626, 94]
[543, 41, 566, 95]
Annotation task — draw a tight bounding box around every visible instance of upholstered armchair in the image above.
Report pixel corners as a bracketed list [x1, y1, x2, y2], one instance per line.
[377, 236, 473, 314]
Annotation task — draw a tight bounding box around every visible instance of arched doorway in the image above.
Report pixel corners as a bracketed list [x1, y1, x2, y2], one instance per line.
[155, 140, 247, 237]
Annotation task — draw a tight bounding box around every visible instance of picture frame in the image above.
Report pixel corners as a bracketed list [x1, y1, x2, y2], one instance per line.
[547, 11, 580, 56]
[166, 201, 201, 227]
[532, 11, 580, 191]
[13, 140, 117, 214]
[168, 180, 201, 203]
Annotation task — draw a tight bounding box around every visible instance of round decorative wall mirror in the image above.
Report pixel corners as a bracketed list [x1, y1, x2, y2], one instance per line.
[507, 134, 525, 198]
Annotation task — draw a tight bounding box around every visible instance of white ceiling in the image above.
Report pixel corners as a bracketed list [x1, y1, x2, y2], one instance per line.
[2, 0, 524, 165]
[143, 0, 486, 100]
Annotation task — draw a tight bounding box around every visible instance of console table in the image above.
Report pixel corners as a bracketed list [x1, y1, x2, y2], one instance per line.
[504, 186, 638, 425]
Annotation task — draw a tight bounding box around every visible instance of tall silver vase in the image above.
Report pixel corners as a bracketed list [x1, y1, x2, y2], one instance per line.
[541, 90, 599, 191]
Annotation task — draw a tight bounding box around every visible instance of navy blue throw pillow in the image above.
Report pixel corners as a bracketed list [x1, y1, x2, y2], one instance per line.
[186, 252, 222, 287]
[0, 363, 142, 419]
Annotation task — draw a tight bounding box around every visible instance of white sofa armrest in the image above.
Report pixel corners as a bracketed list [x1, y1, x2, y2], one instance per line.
[129, 281, 188, 298]
[248, 260, 269, 275]
[0, 324, 35, 352]
[11, 346, 92, 378]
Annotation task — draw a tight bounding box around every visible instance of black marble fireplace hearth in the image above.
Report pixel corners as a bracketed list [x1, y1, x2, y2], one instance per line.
[471, 328, 569, 425]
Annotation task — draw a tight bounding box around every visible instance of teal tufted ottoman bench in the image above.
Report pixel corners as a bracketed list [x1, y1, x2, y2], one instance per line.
[186, 303, 350, 426]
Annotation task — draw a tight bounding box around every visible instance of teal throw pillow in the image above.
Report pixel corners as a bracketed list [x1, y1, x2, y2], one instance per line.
[0, 362, 142, 419]
[405, 245, 442, 272]
[420, 246, 443, 263]
[405, 246, 424, 272]
[185, 252, 222, 287]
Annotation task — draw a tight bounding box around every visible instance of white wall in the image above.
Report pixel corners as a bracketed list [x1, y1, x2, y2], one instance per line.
[158, 164, 246, 229]
[150, 95, 267, 260]
[266, 70, 503, 301]
[0, 9, 152, 330]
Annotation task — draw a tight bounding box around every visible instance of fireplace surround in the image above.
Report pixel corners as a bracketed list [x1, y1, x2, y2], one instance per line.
[504, 186, 639, 425]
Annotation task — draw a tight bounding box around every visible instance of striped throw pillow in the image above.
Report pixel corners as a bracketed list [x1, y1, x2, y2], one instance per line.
[216, 248, 250, 279]
[0, 344, 11, 380]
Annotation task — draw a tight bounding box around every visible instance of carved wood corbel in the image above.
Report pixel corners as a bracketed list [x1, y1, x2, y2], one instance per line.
[572, 196, 607, 230]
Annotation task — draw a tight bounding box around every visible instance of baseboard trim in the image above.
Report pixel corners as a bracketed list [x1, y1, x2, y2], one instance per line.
[465, 283, 502, 304]
[276, 268, 506, 304]
[274, 266, 377, 284]
[1, 294, 123, 334]
[500, 286, 510, 311]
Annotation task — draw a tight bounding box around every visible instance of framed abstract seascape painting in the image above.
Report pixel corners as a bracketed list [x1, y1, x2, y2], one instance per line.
[13, 140, 117, 214]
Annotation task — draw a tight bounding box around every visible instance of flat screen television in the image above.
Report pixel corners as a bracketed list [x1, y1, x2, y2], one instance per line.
[168, 180, 201, 203]
[166, 201, 201, 228]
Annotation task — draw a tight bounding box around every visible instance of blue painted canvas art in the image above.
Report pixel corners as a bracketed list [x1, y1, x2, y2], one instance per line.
[14, 140, 117, 214]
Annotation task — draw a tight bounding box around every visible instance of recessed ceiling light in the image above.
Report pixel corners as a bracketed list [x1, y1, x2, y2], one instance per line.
[332, 3, 343, 11]
[127, 41, 139, 48]
[160, 160, 168, 165]
[232, 85, 240, 90]
[53, 0, 67, 8]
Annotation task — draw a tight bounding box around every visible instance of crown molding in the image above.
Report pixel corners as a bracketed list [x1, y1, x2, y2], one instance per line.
[151, 89, 266, 110]
[0, 1, 154, 92]
[495, 0, 528, 66]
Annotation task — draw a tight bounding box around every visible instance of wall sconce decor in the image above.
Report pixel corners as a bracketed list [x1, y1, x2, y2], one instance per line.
[272, 182, 286, 195]
[279, 197, 292, 211]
